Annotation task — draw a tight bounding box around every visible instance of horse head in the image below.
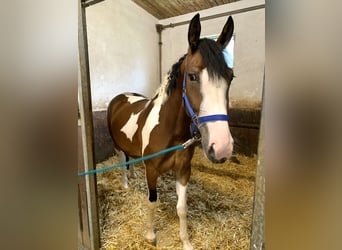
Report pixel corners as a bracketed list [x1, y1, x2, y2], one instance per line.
[183, 14, 235, 163]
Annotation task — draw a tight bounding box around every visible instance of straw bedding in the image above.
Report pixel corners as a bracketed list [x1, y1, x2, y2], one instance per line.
[96, 148, 256, 250]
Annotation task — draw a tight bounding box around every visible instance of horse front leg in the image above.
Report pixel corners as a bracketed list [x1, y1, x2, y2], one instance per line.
[145, 166, 158, 245]
[176, 181, 193, 250]
[145, 194, 157, 245]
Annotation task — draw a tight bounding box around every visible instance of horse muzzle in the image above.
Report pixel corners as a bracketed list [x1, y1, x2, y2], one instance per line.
[198, 121, 234, 163]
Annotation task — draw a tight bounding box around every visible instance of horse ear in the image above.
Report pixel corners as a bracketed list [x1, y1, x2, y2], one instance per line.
[217, 16, 234, 48]
[188, 13, 201, 53]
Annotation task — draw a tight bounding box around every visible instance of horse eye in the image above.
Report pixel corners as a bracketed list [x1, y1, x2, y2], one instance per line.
[189, 73, 198, 82]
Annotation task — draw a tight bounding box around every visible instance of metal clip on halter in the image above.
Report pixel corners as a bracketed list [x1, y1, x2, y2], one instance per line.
[183, 135, 201, 149]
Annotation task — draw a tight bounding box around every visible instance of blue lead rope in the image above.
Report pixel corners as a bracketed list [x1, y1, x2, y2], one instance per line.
[78, 137, 199, 177]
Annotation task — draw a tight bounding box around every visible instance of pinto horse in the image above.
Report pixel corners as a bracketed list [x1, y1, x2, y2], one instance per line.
[107, 13, 234, 250]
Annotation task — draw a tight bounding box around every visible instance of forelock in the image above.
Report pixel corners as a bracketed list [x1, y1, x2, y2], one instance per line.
[197, 38, 229, 80]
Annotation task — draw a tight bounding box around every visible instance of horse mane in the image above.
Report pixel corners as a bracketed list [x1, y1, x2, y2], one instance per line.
[167, 54, 187, 95]
[152, 54, 186, 105]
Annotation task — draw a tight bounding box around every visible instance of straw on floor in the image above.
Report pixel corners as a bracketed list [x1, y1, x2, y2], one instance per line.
[96, 147, 256, 250]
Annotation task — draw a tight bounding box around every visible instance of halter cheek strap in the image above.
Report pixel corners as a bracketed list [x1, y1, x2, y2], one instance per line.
[182, 69, 229, 137]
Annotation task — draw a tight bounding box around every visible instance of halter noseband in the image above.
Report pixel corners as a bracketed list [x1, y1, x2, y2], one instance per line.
[182, 65, 229, 137]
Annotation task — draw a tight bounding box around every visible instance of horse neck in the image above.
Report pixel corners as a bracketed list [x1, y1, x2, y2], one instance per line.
[161, 76, 192, 140]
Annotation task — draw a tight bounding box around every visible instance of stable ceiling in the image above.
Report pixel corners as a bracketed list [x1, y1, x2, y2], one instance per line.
[132, 0, 241, 19]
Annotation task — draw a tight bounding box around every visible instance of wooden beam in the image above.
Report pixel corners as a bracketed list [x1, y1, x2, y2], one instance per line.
[78, 0, 100, 249]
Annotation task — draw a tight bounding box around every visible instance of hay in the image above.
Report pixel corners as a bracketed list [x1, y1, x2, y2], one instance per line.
[97, 148, 257, 250]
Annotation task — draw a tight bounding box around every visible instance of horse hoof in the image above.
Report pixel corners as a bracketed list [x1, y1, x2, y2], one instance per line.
[183, 242, 194, 250]
[145, 231, 156, 246]
[145, 237, 156, 246]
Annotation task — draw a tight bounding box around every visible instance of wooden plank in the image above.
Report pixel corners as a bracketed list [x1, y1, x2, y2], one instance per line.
[78, 0, 100, 249]
[230, 126, 259, 156]
[78, 124, 91, 248]
[132, 0, 239, 19]
[229, 108, 261, 129]
[92, 110, 114, 163]
[249, 113, 265, 249]
[250, 72, 265, 250]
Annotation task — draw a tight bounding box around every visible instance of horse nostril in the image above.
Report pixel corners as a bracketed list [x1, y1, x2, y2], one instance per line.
[217, 157, 227, 163]
[207, 144, 228, 163]
[208, 144, 215, 161]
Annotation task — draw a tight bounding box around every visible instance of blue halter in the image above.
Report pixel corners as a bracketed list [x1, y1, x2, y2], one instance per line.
[182, 67, 229, 137]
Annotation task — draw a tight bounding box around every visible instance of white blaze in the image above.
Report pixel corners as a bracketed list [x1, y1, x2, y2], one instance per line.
[199, 68, 233, 160]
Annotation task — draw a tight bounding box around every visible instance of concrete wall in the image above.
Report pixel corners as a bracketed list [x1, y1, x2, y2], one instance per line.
[159, 0, 265, 107]
[86, 0, 264, 110]
[86, 0, 159, 110]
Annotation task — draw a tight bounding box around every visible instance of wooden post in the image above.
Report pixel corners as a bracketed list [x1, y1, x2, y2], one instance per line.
[250, 70, 265, 250]
[78, 0, 100, 249]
